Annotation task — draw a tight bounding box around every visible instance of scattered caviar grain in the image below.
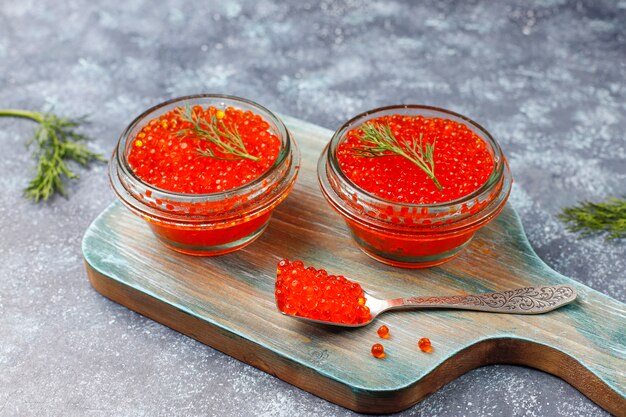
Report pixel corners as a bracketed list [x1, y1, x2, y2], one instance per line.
[336, 114, 494, 204]
[371, 343, 385, 359]
[275, 259, 372, 325]
[127, 105, 280, 194]
[377, 324, 390, 339]
[418, 337, 432, 353]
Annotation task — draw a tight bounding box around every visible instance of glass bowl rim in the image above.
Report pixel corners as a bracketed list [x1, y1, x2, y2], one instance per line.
[115, 93, 292, 203]
[326, 104, 505, 209]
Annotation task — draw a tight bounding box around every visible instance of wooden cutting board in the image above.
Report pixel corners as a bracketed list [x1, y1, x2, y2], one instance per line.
[83, 115, 626, 415]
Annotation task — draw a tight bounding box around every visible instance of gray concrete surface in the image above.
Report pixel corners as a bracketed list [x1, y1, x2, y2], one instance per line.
[0, 0, 624, 416]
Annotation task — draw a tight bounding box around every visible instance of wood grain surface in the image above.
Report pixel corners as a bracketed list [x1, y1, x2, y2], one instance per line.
[83, 116, 626, 415]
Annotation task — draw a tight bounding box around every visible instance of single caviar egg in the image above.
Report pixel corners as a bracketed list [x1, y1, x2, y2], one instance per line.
[418, 337, 432, 353]
[377, 324, 390, 339]
[371, 343, 385, 359]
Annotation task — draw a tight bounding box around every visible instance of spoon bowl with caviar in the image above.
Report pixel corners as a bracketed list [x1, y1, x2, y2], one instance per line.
[275, 259, 577, 328]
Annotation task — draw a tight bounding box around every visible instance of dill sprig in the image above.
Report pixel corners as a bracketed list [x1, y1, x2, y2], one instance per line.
[0, 108, 106, 202]
[352, 122, 442, 190]
[559, 197, 626, 240]
[176, 106, 259, 162]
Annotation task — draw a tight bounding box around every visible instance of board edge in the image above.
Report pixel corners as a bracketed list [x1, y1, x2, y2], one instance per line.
[84, 256, 626, 415]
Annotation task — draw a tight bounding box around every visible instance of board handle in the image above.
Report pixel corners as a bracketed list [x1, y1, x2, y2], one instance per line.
[384, 285, 577, 314]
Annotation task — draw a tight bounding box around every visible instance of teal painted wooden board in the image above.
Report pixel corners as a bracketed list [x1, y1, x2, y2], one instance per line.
[83, 115, 626, 415]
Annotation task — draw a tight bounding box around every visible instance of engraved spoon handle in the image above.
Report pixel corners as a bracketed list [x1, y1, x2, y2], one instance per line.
[382, 285, 577, 314]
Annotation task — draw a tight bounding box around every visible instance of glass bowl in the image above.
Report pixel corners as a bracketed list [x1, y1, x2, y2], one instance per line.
[109, 94, 300, 256]
[318, 105, 512, 268]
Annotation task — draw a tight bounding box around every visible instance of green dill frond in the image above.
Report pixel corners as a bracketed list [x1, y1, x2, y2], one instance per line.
[559, 197, 626, 240]
[0, 109, 106, 202]
[351, 122, 442, 190]
[176, 105, 259, 162]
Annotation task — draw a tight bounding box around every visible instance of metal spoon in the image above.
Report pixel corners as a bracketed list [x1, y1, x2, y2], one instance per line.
[280, 285, 577, 328]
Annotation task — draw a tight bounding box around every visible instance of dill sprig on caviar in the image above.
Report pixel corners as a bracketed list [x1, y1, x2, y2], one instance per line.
[176, 105, 259, 162]
[352, 122, 442, 190]
[0, 108, 105, 202]
[559, 197, 626, 240]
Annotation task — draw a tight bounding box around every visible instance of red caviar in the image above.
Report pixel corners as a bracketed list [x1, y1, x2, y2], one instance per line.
[127, 105, 280, 193]
[371, 343, 385, 359]
[319, 106, 512, 268]
[337, 114, 494, 204]
[110, 96, 300, 257]
[275, 259, 372, 325]
[377, 324, 390, 339]
[418, 337, 433, 353]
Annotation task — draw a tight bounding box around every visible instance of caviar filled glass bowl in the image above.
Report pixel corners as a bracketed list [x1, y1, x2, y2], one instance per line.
[318, 105, 512, 268]
[109, 94, 300, 256]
